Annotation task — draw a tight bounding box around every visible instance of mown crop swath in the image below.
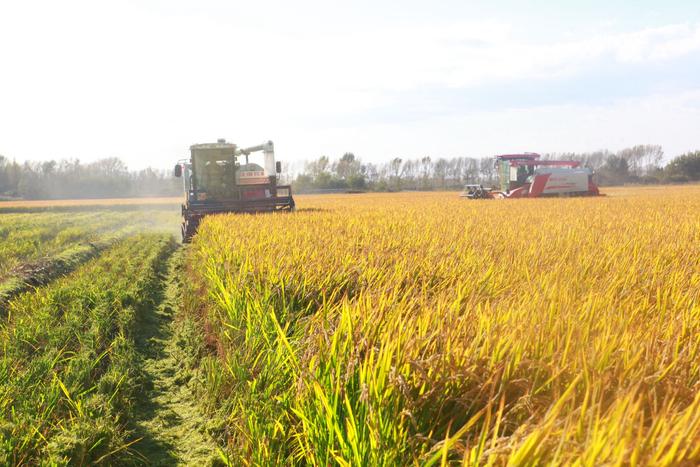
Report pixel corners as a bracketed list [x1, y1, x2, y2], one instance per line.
[0, 209, 177, 276]
[185, 186, 700, 465]
[0, 212, 110, 275]
[0, 234, 175, 464]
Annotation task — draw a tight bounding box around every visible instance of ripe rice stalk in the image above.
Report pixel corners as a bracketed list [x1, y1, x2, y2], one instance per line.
[184, 187, 700, 465]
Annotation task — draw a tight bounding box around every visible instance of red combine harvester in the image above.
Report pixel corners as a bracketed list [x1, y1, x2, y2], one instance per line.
[462, 153, 600, 199]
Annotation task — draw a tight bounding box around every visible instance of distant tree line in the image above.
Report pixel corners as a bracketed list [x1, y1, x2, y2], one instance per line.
[1, 146, 699, 200]
[0, 156, 180, 199]
[292, 146, 700, 192]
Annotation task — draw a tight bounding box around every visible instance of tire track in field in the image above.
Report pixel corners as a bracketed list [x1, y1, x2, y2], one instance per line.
[131, 247, 220, 466]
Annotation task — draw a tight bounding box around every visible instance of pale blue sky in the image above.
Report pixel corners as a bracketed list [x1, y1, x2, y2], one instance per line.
[0, 0, 699, 168]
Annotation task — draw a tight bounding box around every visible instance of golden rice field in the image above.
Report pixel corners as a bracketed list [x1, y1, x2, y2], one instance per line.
[186, 186, 700, 465]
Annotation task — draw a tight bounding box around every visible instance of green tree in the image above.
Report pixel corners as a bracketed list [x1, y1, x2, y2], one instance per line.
[390, 158, 403, 189]
[335, 152, 361, 180]
[348, 174, 366, 190]
[599, 155, 629, 185]
[665, 151, 700, 182]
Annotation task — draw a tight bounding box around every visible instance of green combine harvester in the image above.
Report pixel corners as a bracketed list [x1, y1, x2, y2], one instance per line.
[174, 139, 295, 242]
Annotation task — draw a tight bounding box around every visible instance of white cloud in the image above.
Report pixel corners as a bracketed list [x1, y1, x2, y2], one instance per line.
[299, 90, 700, 162]
[433, 23, 700, 87]
[0, 2, 698, 167]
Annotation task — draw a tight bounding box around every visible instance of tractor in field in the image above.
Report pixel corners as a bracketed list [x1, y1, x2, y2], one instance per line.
[174, 139, 295, 242]
[462, 153, 600, 199]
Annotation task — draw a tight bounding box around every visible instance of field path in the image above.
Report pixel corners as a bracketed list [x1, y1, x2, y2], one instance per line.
[131, 247, 219, 465]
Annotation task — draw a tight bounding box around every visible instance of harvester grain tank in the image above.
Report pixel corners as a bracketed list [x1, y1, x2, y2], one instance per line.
[462, 153, 600, 199]
[174, 139, 295, 242]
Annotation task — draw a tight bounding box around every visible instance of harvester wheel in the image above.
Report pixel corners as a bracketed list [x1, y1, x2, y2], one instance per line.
[181, 218, 199, 243]
[181, 223, 189, 243]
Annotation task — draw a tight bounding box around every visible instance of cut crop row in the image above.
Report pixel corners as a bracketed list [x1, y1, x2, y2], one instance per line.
[0, 209, 177, 277]
[0, 233, 175, 464]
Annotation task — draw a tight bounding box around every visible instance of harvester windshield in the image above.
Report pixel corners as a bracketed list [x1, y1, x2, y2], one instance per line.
[191, 143, 238, 199]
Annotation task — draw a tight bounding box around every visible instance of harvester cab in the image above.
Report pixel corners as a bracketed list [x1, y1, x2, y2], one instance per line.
[174, 139, 295, 242]
[462, 153, 600, 199]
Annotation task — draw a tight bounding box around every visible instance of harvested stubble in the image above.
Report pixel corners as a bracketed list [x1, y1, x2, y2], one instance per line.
[186, 186, 700, 465]
[0, 209, 178, 277]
